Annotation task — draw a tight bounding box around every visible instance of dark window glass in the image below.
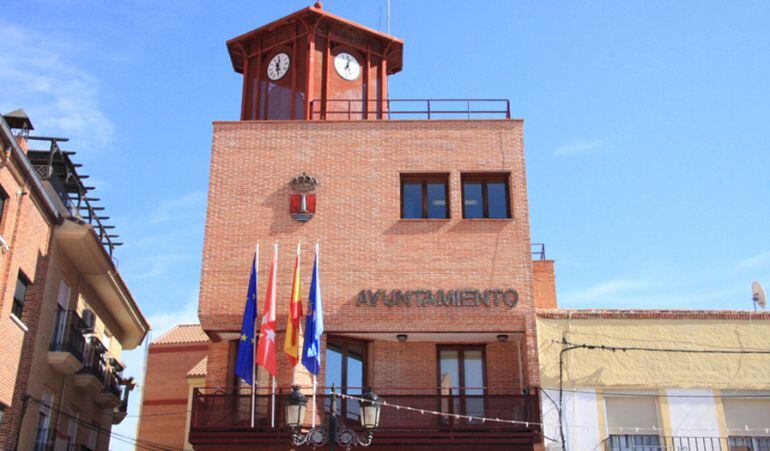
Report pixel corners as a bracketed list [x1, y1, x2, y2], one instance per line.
[0, 187, 7, 225]
[402, 182, 423, 219]
[0, 403, 5, 426]
[462, 182, 483, 218]
[487, 182, 508, 218]
[426, 182, 447, 218]
[12, 273, 29, 319]
[462, 174, 511, 219]
[400, 175, 449, 219]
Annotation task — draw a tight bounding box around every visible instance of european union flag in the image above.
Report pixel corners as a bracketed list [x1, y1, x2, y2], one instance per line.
[301, 252, 324, 375]
[235, 254, 258, 385]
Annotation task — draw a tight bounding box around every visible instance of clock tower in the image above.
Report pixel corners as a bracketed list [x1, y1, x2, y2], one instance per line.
[227, 2, 404, 120]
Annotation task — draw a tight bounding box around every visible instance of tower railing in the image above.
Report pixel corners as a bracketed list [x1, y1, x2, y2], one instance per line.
[309, 99, 511, 120]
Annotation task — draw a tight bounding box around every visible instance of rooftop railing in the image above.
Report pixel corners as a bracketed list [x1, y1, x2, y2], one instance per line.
[310, 99, 511, 121]
[26, 136, 122, 256]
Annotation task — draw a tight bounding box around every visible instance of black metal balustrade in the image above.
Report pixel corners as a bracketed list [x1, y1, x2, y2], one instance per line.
[50, 310, 86, 362]
[309, 99, 511, 120]
[190, 387, 540, 445]
[77, 336, 107, 384]
[604, 435, 770, 451]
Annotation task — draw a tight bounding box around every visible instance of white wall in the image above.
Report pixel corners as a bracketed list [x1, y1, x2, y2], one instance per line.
[542, 388, 602, 451]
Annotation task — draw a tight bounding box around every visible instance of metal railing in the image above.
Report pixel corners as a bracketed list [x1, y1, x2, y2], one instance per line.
[531, 243, 546, 260]
[26, 136, 122, 256]
[32, 428, 54, 451]
[602, 435, 770, 451]
[309, 99, 511, 120]
[50, 310, 86, 362]
[190, 387, 539, 443]
[77, 336, 107, 383]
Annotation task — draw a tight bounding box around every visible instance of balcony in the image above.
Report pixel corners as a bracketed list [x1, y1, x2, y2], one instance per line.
[190, 387, 540, 447]
[94, 364, 122, 408]
[309, 99, 512, 121]
[73, 337, 106, 393]
[48, 310, 86, 375]
[603, 435, 770, 451]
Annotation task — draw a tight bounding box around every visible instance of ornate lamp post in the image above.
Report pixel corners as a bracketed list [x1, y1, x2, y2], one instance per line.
[285, 385, 382, 449]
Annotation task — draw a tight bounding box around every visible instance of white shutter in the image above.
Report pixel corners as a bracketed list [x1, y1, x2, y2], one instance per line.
[723, 399, 770, 437]
[605, 397, 660, 435]
[56, 281, 71, 309]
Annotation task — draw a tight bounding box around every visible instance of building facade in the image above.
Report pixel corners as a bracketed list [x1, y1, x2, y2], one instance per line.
[537, 310, 770, 451]
[0, 111, 149, 450]
[189, 3, 550, 450]
[136, 324, 209, 450]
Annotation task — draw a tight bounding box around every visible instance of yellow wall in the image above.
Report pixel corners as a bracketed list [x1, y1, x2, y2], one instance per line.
[537, 317, 770, 390]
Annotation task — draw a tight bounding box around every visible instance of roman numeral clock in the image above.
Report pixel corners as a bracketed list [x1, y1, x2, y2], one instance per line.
[226, 2, 404, 121]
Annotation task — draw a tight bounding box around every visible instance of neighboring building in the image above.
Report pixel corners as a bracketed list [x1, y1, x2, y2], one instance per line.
[136, 324, 209, 451]
[0, 110, 149, 450]
[537, 310, 770, 451]
[188, 3, 552, 450]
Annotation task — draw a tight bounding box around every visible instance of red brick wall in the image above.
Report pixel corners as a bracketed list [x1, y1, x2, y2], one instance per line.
[199, 119, 539, 378]
[532, 260, 557, 309]
[137, 343, 209, 450]
[0, 149, 56, 446]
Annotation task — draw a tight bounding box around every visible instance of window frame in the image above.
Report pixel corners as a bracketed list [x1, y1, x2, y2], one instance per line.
[400, 173, 450, 220]
[436, 345, 488, 391]
[461, 173, 512, 219]
[325, 335, 369, 392]
[12, 271, 30, 320]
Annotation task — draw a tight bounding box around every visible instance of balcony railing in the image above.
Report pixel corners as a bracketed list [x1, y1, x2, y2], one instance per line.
[78, 336, 107, 382]
[32, 428, 54, 451]
[50, 310, 86, 362]
[603, 435, 770, 451]
[190, 387, 540, 445]
[309, 99, 511, 121]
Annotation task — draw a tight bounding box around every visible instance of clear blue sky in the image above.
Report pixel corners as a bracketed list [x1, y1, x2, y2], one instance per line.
[2, 1, 770, 447]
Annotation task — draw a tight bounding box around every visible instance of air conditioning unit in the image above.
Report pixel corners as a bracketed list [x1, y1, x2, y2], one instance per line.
[80, 309, 95, 333]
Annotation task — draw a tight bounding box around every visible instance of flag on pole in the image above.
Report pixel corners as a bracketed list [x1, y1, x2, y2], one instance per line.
[235, 253, 258, 385]
[283, 243, 303, 366]
[301, 246, 324, 375]
[256, 244, 278, 376]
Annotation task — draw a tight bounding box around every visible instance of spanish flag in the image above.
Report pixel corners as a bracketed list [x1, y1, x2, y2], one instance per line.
[283, 243, 303, 366]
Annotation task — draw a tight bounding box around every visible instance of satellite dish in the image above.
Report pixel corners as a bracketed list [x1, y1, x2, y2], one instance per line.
[752, 281, 766, 310]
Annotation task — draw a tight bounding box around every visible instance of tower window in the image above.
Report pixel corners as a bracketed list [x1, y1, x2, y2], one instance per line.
[12, 272, 30, 319]
[400, 174, 449, 219]
[461, 173, 511, 219]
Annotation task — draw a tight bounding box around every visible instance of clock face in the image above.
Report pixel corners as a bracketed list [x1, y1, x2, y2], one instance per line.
[334, 52, 361, 81]
[267, 53, 290, 81]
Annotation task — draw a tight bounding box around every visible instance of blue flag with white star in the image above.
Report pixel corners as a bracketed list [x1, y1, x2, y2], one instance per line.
[235, 254, 258, 385]
[301, 252, 324, 375]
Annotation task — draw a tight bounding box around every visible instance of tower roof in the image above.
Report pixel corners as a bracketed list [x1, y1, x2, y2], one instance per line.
[226, 4, 404, 75]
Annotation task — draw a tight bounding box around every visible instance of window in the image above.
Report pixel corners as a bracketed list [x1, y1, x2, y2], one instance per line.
[461, 173, 511, 219]
[723, 398, 770, 450]
[33, 390, 54, 451]
[400, 174, 449, 219]
[604, 396, 661, 450]
[0, 186, 8, 226]
[325, 337, 366, 420]
[12, 272, 30, 319]
[0, 403, 5, 427]
[438, 346, 486, 421]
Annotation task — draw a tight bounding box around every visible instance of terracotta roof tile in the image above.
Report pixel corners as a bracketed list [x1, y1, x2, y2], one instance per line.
[187, 357, 208, 378]
[152, 324, 208, 345]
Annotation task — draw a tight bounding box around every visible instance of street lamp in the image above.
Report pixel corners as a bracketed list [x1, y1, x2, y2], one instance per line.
[286, 385, 382, 449]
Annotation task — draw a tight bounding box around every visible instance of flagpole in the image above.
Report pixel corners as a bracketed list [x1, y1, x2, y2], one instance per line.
[251, 242, 259, 429]
[292, 241, 300, 386]
[311, 242, 319, 428]
[271, 242, 278, 428]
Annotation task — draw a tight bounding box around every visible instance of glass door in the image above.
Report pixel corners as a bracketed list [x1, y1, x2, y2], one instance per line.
[438, 346, 486, 423]
[325, 337, 366, 421]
